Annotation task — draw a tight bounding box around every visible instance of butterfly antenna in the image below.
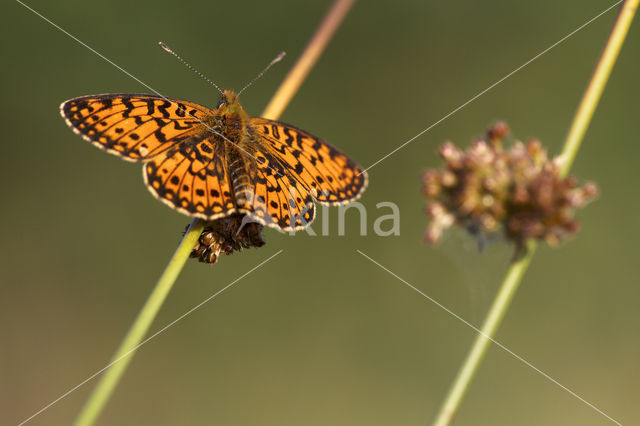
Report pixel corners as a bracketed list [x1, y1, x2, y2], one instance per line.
[237, 52, 286, 96]
[158, 41, 224, 96]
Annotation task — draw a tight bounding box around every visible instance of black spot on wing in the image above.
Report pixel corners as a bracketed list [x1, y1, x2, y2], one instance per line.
[158, 101, 172, 118]
[146, 99, 156, 115]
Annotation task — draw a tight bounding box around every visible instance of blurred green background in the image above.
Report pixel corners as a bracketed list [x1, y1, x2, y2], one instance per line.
[2, 0, 639, 425]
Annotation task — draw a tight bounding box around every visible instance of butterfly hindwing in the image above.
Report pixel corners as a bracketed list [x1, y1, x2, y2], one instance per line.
[254, 151, 315, 231]
[143, 137, 236, 220]
[60, 94, 211, 162]
[250, 118, 368, 205]
[229, 148, 316, 231]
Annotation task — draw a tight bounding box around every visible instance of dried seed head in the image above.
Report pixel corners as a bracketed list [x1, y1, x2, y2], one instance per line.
[440, 142, 464, 169]
[422, 170, 442, 198]
[487, 121, 510, 143]
[422, 122, 598, 251]
[186, 213, 266, 265]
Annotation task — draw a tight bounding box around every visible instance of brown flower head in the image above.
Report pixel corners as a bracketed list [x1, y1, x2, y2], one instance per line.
[187, 213, 265, 264]
[423, 122, 598, 250]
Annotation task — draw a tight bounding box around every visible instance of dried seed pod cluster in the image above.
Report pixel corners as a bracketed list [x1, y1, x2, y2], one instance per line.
[423, 122, 598, 249]
[187, 214, 265, 264]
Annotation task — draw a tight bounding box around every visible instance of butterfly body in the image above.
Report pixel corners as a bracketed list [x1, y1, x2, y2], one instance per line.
[61, 90, 367, 231]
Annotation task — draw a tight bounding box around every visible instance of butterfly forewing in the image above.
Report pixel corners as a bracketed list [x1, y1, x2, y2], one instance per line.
[250, 118, 368, 205]
[60, 94, 210, 161]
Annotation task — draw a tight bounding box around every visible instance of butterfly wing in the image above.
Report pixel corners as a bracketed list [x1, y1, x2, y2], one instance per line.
[143, 136, 237, 220]
[60, 94, 211, 162]
[61, 93, 237, 220]
[236, 148, 316, 231]
[250, 118, 368, 205]
[60, 94, 364, 226]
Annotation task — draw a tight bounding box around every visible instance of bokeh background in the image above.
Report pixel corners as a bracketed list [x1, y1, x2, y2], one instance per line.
[2, 1, 639, 425]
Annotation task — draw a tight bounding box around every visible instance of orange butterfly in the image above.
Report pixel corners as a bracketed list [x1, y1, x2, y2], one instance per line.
[60, 89, 367, 231]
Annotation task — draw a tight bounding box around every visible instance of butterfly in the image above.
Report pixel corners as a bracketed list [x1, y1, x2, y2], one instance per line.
[60, 89, 368, 231]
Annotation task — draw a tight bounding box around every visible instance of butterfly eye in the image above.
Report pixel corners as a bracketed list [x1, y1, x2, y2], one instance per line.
[215, 98, 226, 109]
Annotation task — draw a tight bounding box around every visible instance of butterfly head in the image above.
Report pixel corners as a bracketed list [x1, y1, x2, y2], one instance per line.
[213, 89, 249, 141]
[215, 90, 245, 115]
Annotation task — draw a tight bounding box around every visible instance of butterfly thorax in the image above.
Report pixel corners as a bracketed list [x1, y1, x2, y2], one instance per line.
[213, 90, 255, 208]
[212, 90, 250, 145]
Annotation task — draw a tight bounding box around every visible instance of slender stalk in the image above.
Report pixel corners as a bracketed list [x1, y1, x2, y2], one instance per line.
[73, 219, 204, 426]
[559, 0, 639, 177]
[262, 0, 355, 120]
[73, 0, 356, 425]
[431, 2, 638, 425]
[431, 244, 536, 426]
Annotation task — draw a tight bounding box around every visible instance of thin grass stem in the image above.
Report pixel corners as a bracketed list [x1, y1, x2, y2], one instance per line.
[73, 0, 356, 424]
[262, 0, 355, 120]
[73, 219, 204, 426]
[431, 1, 638, 424]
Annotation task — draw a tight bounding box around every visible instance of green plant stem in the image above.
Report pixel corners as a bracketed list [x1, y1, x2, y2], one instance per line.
[560, 0, 639, 177]
[72, 0, 355, 425]
[431, 1, 638, 425]
[73, 219, 204, 426]
[262, 0, 355, 120]
[432, 244, 536, 426]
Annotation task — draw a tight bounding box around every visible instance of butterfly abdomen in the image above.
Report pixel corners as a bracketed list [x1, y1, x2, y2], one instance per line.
[227, 149, 254, 209]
